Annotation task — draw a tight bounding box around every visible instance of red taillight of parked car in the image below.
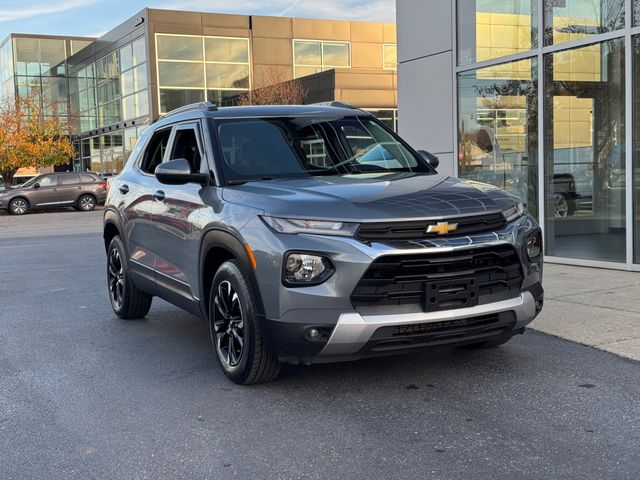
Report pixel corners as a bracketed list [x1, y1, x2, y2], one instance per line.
[99, 182, 108, 190]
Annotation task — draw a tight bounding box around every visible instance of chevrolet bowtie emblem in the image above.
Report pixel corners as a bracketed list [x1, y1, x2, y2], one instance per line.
[427, 222, 458, 236]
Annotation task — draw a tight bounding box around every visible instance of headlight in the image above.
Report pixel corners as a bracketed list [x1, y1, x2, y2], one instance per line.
[283, 252, 335, 286]
[502, 202, 526, 223]
[262, 216, 358, 237]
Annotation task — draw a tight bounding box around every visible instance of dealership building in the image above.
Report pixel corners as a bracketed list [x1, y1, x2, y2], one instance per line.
[397, 0, 640, 270]
[0, 9, 397, 177]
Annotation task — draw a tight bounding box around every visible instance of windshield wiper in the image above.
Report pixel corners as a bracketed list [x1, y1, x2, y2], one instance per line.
[227, 176, 275, 186]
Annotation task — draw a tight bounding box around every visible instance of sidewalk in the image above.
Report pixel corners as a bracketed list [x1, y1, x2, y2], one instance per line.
[531, 263, 640, 361]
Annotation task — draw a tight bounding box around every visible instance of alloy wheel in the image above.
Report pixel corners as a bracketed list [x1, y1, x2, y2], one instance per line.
[79, 195, 96, 211]
[10, 199, 27, 215]
[213, 280, 244, 367]
[108, 248, 125, 308]
[554, 193, 569, 218]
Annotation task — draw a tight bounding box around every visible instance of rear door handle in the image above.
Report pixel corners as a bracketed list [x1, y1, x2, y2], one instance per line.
[153, 190, 165, 202]
[119, 184, 129, 194]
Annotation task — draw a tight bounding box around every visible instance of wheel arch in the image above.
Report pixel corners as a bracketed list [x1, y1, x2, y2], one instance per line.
[103, 208, 124, 253]
[9, 196, 30, 208]
[199, 228, 266, 321]
[77, 192, 97, 205]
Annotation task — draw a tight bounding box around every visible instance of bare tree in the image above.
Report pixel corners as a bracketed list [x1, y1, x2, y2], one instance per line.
[238, 65, 307, 106]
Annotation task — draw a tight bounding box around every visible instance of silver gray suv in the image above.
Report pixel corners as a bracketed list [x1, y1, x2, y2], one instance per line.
[103, 102, 543, 384]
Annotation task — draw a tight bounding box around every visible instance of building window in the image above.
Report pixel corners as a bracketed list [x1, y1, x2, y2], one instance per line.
[365, 108, 398, 131]
[544, 0, 624, 46]
[293, 40, 351, 78]
[631, 35, 640, 263]
[458, 58, 538, 218]
[457, 0, 537, 66]
[156, 34, 250, 114]
[383, 44, 397, 70]
[544, 38, 626, 263]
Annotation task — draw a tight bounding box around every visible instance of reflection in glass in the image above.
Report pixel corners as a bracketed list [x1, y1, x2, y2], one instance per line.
[383, 44, 397, 70]
[458, 58, 538, 217]
[294, 40, 322, 65]
[120, 43, 133, 72]
[156, 35, 203, 61]
[457, 0, 537, 66]
[322, 42, 350, 67]
[205, 64, 249, 89]
[132, 37, 146, 67]
[159, 88, 205, 113]
[633, 36, 640, 262]
[544, 0, 624, 46]
[207, 89, 244, 106]
[544, 38, 625, 262]
[205, 37, 249, 63]
[158, 61, 205, 88]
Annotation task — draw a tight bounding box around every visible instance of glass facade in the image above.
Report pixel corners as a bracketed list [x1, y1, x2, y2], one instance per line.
[458, 58, 538, 218]
[156, 34, 250, 113]
[457, 0, 538, 66]
[456, 0, 640, 267]
[544, 0, 624, 46]
[69, 36, 150, 175]
[293, 40, 351, 78]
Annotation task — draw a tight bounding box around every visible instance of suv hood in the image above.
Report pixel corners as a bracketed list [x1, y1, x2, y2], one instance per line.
[222, 173, 520, 222]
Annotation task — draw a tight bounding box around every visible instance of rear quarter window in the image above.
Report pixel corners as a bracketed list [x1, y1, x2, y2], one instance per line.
[80, 175, 97, 183]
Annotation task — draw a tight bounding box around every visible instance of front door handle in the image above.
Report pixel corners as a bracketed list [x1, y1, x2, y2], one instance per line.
[153, 190, 165, 202]
[119, 184, 129, 194]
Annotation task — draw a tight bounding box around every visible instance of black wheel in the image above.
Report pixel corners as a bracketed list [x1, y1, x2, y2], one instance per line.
[462, 336, 514, 349]
[209, 260, 280, 384]
[107, 235, 152, 319]
[77, 194, 96, 211]
[9, 197, 28, 215]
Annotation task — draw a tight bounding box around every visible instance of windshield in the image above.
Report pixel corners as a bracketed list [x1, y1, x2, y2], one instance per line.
[215, 115, 432, 184]
[17, 176, 42, 188]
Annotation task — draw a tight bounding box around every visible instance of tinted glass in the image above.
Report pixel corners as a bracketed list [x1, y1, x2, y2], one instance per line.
[156, 35, 203, 61]
[544, 38, 625, 262]
[294, 41, 322, 65]
[457, 0, 537, 66]
[140, 128, 172, 174]
[206, 64, 249, 89]
[38, 175, 57, 187]
[80, 175, 96, 183]
[60, 175, 80, 185]
[544, 0, 624, 46]
[322, 42, 350, 67]
[217, 116, 429, 183]
[205, 37, 249, 63]
[158, 61, 204, 88]
[170, 128, 202, 171]
[159, 89, 205, 114]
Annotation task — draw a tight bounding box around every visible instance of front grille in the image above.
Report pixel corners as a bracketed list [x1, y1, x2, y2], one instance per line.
[356, 213, 506, 243]
[363, 312, 517, 353]
[351, 244, 523, 315]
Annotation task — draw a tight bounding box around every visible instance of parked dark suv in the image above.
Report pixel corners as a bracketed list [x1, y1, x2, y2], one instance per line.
[0, 172, 107, 215]
[103, 102, 544, 384]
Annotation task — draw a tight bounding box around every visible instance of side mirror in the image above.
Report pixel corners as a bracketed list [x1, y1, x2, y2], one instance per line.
[417, 150, 439, 170]
[155, 158, 209, 185]
[33, 183, 40, 189]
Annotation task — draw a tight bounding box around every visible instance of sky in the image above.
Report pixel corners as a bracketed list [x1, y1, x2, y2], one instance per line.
[0, 0, 396, 40]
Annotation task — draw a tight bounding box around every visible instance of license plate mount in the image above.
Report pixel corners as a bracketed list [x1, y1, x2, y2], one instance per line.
[425, 278, 479, 312]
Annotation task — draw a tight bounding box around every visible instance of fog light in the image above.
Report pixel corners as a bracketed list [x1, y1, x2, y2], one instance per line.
[526, 231, 542, 260]
[308, 328, 321, 340]
[283, 253, 334, 286]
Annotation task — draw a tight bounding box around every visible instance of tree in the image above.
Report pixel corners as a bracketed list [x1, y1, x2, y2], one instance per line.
[0, 94, 73, 188]
[238, 65, 307, 106]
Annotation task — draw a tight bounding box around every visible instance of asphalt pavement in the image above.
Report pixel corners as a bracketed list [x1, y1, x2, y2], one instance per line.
[1, 209, 639, 480]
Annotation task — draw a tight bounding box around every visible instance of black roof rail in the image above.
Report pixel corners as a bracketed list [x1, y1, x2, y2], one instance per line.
[161, 101, 218, 119]
[311, 101, 356, 109]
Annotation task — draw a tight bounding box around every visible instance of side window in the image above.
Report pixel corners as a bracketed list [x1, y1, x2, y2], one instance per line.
[139, 128, 172, 174]
[60, 175, 80, 185]
[38, 175, 57, 187]
[80, 174, 96, 183]
[169, 126, 202, 172]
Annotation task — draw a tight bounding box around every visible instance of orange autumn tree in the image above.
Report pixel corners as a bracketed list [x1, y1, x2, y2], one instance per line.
[0, 94, 73, 188]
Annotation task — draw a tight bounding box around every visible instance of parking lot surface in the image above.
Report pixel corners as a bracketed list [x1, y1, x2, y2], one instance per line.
[1, 210, 639, 479]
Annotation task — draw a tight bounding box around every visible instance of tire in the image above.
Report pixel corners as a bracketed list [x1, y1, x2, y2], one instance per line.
[107, 235, 152, 319]
[9, 197, 29, 215]
[462, 336, 514, 349]
[209, 260, 280, 385]
[77, 194, 96, 212]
